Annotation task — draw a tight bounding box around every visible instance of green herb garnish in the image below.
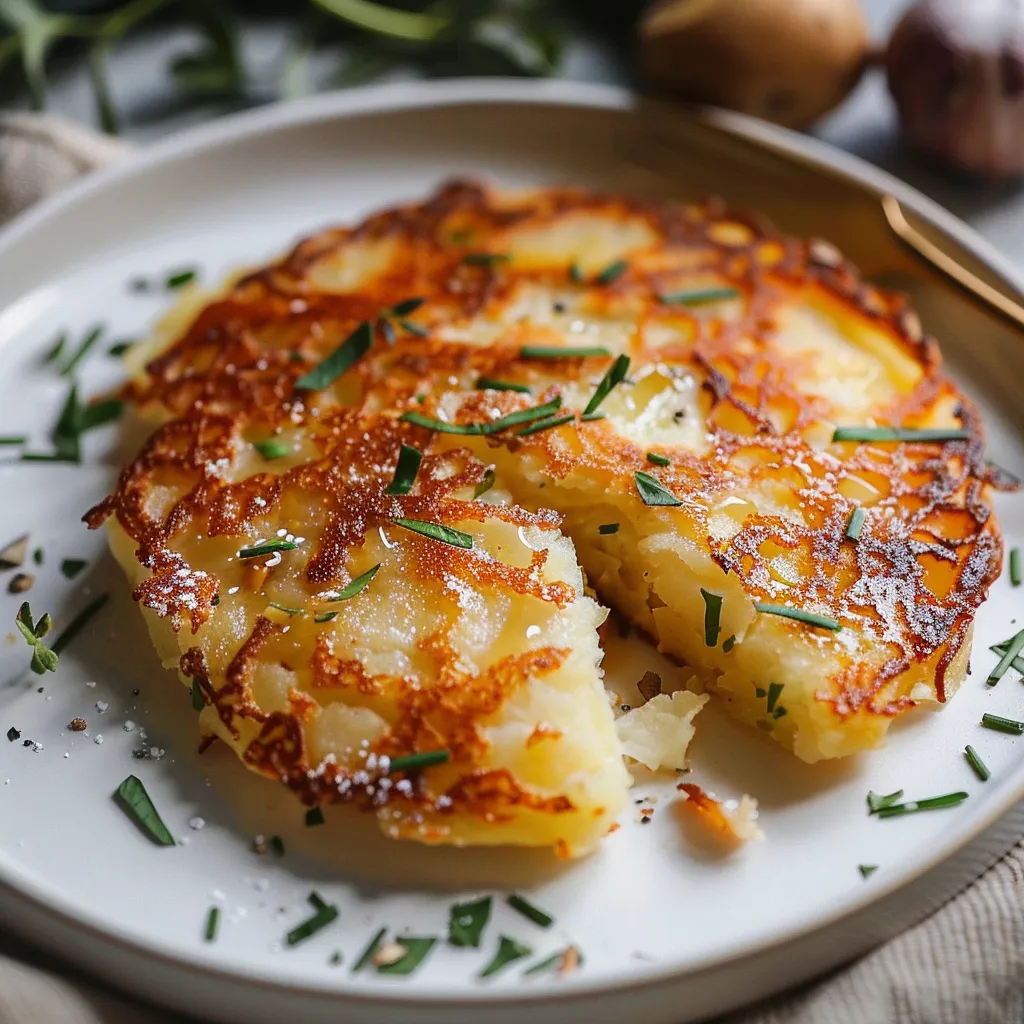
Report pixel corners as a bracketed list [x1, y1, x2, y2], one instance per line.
[191, 679, 205, 711]
[723, 634, 736, 653]
[506, 894, 553, 928]
[476, 378, 531, 394]
[353, 927, 387, 973]
[295, 321, 373, 391]
[399, 411, 481, 435]
[78, 397, 124, 432]
[107, 340, 136, 357]
[204, 906, 220, 942]
[385, 444, 422, 495]
[15, 602, 57, 674]
[237, 539, 298, 559]
[61, 324, 103, 377]
[659, 287, 740, 306]
[858, 865, 878, 879]
[987, 628, 1024, 685]
[45, 331, 67, 363]
[32, 547, 43, 565]
[766, 682, 784, 715]
[115, 774, 175, 846]
[965, 745, 990, 781]
[269, 835, 285, 857]
[325, 564, 381, 603]
[598, 523, 619, 535]
[480, 936, 532, 978]
[583, 353, 629, 417]
[267, 601, 304, 616]
[254, 438, 290, 461]
[1011, 548, 1022, 587]
[519, 345, 611, 359]
[305, 806, 325, 827]
[400, 397, 561, 436]
[392, 519, 473, 549]
[447, 896, 491, 948]
[314, 610, 339, 623]
[286, 891, 339, 946]
[981, 713, 1024, 735]
[634, 470, 682, 507]
[50, 593, 108, 656]
[387, 749, 450, 773]
[866, 789, 904, 814]
[523, 946, 581, 975]
[166, 267, 198, 289]
[700, 589, 722, 647]
[646, 452, 670, 467]
[473, 469, 496, 499]
[595, 259, 627, 285]
[832, 426, 971, 443]
[376, 937, 438, 975]
[754, 603, 841, 631]
[873, 792, 968, 818]
[390, 297, 425, 317]
[569, 262, 583, 283]
[59, 558, 87, 579]
[845, 506, 866, 541]
[462, 252, 509, 267]
[0, 436, 26, 446]
[516, 413, 575, 436]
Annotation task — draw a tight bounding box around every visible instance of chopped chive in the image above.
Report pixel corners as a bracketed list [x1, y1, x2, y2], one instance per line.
[285, 892, 339, 946]
[519, 345, 611, 359]
[965, 745, 990, 781]
[353, 927, 387, 973]
[45, 331, 67, 363]
[569, 262, 583, 283]
[659, 286, 740, 305]
[400, 411, 482, 435]
[598, 523, 619, 535]
[107, 340, 135, 357]
[845, 506, 866, 541]
[1011, 548, 1022, 587]
[269, 835, 285, 857]
[766, 682, 784, 714]
[754, 603, 841, 631]
[584, 353, 630, 417]
[254, 438, 290, 461]
[314, 610, 338, 623]
[480, 936, 532, 978]
[462, 252, 509, 266]
[858, 864, 878, 879]
[237, 539, 297, 559]
[59, 558, 87, 580]
[267, 601, 304, 616]
[634, 470, 682, 507]
[15, 601, 58, 674]
[387, 749, 450, 773]
[325, 563, 381, 602]
[832, 426, 970, 443]
[981, 713, 1024, 735]
[866, 789, 904, 814]
[646, 452, 670, 467]
[61, 324, 104, 377]
[700, 589, 722, 647]
[523, 946, 581, 975]
[390, 297, 425, 317]
[399, 319, 428, 338]
[987, 628, 1024, 685]
[486, 398, 563, 434]
[989, 639, 1024, 678]
[595, 259, 628, 286]
[581, 411, 605, 422]
[392, 519, 473, 549]
[295, 321, 373, 391]
[516, 413, 575, 436]
[204, 906, 220, 942]
[473, 468, 496, 499]
[476, 378, 531, 394]
[376, 936, 437, 975]
[0, 436, 26, 446]
[51, 593, 108, 655]
[447, 896, 491, 948]
[722, 634, 736, 653]
[305, 806, 325, 827]
[874, 792, 968, 818]
[506, 894, 553, 928]
[386, 444, 422, 495]
[191, 679, 204, 711]
[166, 267, 198, 289]
[115, 774, 175, 846]
[78, 397, 123, 432]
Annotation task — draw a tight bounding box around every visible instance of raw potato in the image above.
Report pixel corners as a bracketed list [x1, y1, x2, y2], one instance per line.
[639, 0, 871, 129]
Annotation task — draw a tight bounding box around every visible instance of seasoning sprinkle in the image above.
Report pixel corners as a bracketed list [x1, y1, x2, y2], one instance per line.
[845, 506, 867, 541]
[700, 589, 722, 647]
[392, 519, 473, 549]
[987, 628, 1024, 685]
[480, 936, 532, 978]
[447, 895, 491, 948]
[595, 259, 628, 286]
[598, 523, 619, 535]
[352, 927, 387, 973]
[646, 452, 670, 467]
[376, 936, 437, 975]
[476, 378, 531, 394]
[115, 774, 175, 846]
[634, 470, 682, 507]
[254, 438, 290, 461]
[388, 749, 450, 773]
[583, 353, 630, 416]
[305, 806, 325, 827]
[506, 894, 553, 928]
[204, 906, 220, 943]
[61, 324, 104, 377]
[858, 864, 878, 879]
[873, 791, 968, 818]
[324, 563, 381, 602]
[1011, 548, 1022, 587]
[754, 603, 841, 631]
[832, 426, 971, 443]
[965, 745, 991, 781]
[981, 713, 1024, 735]
[237, 539, 297, 559]
[659, 286, 740, 305]
[473, 468, 496, 499]
[286, 891, 339, 946]
[520, 345, 611, 359]
[295, 321, 373, 391]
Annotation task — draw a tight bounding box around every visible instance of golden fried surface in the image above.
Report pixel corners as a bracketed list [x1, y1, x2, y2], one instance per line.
[88, 180, 1004, 843]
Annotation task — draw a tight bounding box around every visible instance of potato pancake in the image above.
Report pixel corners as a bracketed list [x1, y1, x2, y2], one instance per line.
[88, 180, 1003, 850]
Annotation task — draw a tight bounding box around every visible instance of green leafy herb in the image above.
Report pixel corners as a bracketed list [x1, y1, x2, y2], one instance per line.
[866, 790, 904, 814]
[352, 927, 388, 973]
[376, 937, 438, 975]
[254, 438, 290, 461]
[191, 679, 205, 711]
[873, 792, 969, 818]
[328, 950, 343, 966]
[462, 252, 509, 267]
[237, 539, 298, 559]
[754, 603, 841, 631]
[506, 894, 553, 928]
[387, 749, 450, 773]
[516, 413, 575, 436]
[845, 506, 866, 541]
[583, 353, 630, 416]
[598, 523, 619, 535]
[286, 891, 339, 946]
[965, 745, 990, 781]
[447, 895, 491, 948]
[595, 259, 627, 286]
[295, 321, 373, 390]
[476, 378, 531, 394]
[634, 470, 682, 507]
[766, 682, 784, 715]
[481, 935, 532, 978]
[858, 864, 878, 879]
[519, 345, 611, 359]
[46, 332, 67, 363]
[646, 452, 670, 467]
[115, 774, 175, 846]
[107, 340, 135, 357]
[392, 519, 473, 549]
[60, 558, 87, 580]
[166, 268, 198, 289]
[1011, 548, 1022, 587]
[325, 564, 381, 602]
[723, 634, 736, 653]
[15, 602, 58, 675]
[981, 713, 1024, 735]
[832, 426, 971, 443]
[987, 628, 1024, 685]
[473, 469, 496, 499]
[659, 287, 740, 306]
[204, 906, 220, 942]
[700, 589, 722, 647]
[305, 806, 325, 827]
[61, 324, 104, 377]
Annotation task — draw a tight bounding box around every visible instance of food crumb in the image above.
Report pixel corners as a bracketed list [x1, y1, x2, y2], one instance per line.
[95, 701, 108, 713]
[189, 816, 206, 831]
[68, 718, 87, 732]
[123, 720, 135, 732]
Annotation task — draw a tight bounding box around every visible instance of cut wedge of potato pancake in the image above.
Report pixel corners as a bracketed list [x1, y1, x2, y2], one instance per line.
[89, 181, 1004, 852]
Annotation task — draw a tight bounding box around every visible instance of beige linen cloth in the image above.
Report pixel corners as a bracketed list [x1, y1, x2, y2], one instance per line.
[1, 111, 1022, 1024]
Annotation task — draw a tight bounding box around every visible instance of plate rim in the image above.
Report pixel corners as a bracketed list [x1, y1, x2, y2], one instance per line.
[0, 76, 1022, 1012]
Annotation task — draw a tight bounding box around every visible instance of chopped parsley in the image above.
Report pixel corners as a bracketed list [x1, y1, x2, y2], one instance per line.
[15, 602, 57, 674]
[285, 891, 339, 946]
[387, 749, 450, 773]
[659, 286, 740, 305]
[506, 894, 553, 928]
[204, 906, 220, 942]
[832, 426, 970, 443]
[480, 936, 532, 978]
[634, 470, 682, 507]
[389, 297, 425, 317]
[392, 519, 473, 549]
[700, 589, 722, 647]
[237, 539, 297, 559]
[845, 506, 866, 541]
[981, 713, 1024, 735]
[324, 563, 381, 602]
[254, 438, 290, 461]
[376, 936, 438, 975]
[447, 895, 491, 948]
[595, 259, 628, 286]
[295, 321, 373, 391]
[965, 745, 990, 781]
[115, 774, 175, 846]
[598, 523, 619, 535]
[305, 806, 325, 826]
[754, 603, 841, 631]
[987, 628, 1024, 685]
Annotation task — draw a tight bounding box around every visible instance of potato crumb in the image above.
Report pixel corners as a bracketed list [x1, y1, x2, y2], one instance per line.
[616, 691, 708, 771]
[676, 783, 763, 844]
[373, 941, 407, 967]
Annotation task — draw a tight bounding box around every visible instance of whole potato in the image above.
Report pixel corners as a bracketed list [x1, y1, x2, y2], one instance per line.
[639, 0, 871, 129]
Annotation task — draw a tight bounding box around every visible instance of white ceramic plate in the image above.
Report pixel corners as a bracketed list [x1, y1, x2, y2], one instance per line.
[0, 81, 1022, 1024]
